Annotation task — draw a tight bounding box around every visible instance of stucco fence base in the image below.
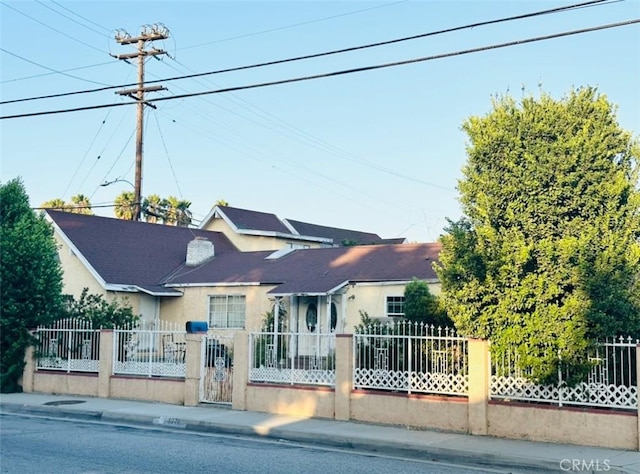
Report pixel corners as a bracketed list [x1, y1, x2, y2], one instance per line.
[30, 372, 185, 405]
[21, 335, 639, 451]
[31, 372, 99, 398]
[488, 401, 638, 451]
[350, 390, 468, 433]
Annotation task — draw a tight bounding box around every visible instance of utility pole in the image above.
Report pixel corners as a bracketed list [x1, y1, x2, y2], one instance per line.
[113, 24, 169, 221]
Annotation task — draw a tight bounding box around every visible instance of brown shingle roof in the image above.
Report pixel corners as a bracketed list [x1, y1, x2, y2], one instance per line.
[218, 206, 291, 233]
[167, 243, 441, 295]
[47, 211, 238, 293]
[285, 219, 387, 246]
[50, 210, 441, 296]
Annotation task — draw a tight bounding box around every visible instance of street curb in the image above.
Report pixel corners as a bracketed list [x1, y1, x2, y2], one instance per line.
[1, 402, 634, 474]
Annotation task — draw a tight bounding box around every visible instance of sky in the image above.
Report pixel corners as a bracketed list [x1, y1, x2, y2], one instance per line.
[1, 1, 639, 243]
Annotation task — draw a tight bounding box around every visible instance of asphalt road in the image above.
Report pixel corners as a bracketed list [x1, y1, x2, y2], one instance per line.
[0, 413, 520, 474]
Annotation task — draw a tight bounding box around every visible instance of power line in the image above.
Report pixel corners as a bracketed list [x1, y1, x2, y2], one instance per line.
[0, 0, 614, 105]
[0, 61, 114, 84]
[163, 57, 453, 192]
[176, 0, 409, 51]
[0, 48, 113, 87]
[34, 0, 111, 38]
[2, 19, 638, 120]
[49, 0, 113, 34]
[1, 2, 107, 55]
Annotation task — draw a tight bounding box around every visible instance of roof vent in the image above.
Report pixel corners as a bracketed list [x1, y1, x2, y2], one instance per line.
[186, 237, 215, 266]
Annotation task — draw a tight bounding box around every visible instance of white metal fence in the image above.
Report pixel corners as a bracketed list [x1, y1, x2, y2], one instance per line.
[35, 318, 100, 372]
[113, 321, 186, 378]
[249, 330, 336, 386]
[491, 336, 638, 410]
[353, 322, 469, 396]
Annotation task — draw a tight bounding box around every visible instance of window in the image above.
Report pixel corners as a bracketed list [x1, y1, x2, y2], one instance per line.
[209, 295, 246, 328]
[386, 296, 405, 317]
[306, 303, 317, 332]
[330, 303, 338, 331]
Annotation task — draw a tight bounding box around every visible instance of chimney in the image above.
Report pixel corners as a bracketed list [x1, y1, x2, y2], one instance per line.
[186, 237, 215, 266]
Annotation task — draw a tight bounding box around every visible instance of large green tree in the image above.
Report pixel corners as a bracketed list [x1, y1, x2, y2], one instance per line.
[1, 178, 65, 392]
[435, 87, 640, 383]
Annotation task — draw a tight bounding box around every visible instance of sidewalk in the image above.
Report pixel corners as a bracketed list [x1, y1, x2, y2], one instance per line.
[1, 392, 638, 473]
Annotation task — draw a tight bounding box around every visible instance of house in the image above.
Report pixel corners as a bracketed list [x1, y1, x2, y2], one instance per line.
[46, 208, 440, 333]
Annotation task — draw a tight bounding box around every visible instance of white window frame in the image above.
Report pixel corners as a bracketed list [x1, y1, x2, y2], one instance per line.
[386, 296, 405, 318]
[208, 295, 246, 329]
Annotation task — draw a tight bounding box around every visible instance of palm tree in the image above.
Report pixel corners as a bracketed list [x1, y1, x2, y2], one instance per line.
[215, 199, 229, 207]
[70, 194, 93, 215]
[41, 198, 68, 212]
[142, 194, 163, 223]
[175, 199, 192, 227]
[114, 191, 136, 220]
[163, 196, 192, 227]
[163, 196, 180, 225]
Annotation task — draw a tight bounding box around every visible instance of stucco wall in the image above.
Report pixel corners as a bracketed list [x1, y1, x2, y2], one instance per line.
[344, 282, 441, 329]
[33, 372, 99, 396]
[55, 233, 145, 316]
[350, 391, 468, 432]
[23, 332, 638, 451]
[161, 285, 276, 330]
[488, 402, 638, 450]
[109, 376, 184, 405]
[55, 234, 105, 297]
[245, 384, 335, 419]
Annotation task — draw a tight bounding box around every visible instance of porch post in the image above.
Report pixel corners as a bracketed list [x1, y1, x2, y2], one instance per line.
[274, 298, 280, 367]
[326, 295, 332, 331]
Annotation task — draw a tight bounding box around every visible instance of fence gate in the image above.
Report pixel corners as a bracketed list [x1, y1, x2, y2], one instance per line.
[200, 334, 234, 404]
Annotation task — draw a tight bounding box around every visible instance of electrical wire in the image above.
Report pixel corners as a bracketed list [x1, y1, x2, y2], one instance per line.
[163, 56, 453, 191]
[2, 19, 637, 121]
[0, 0, 615, 105]
[152, 110, 184, 199]
[34, 0, 111, 38]
[0, 48, 113, 87]
[1, 2, 107, 55]
[177, 0, 409, 51]
[0, 61, 115, 84]
[50, 0, 113, 34]
[60, 110, 113, 200]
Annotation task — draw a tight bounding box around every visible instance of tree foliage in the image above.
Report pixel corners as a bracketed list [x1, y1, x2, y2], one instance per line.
[63, 288, 140, 329]
[435, 87, 640, 383]
[114, 191, 136, 220]
[41, 195, 93, 215]
[1, 178, 65, 392]
[403, 279, 451, 327]
[139, 194, 193, 226]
